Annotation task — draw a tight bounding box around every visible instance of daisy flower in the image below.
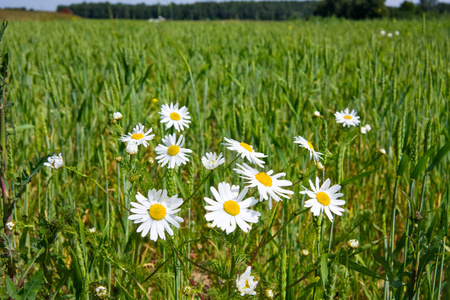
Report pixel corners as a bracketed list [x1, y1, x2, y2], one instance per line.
[204, 182, 260, 234]
[236, 266, 258, 296]
[395, 31, 400, 36]
[300, 177, 345, 222]
[120, 123, 155, 147]
[202, 152, 225, 170]
[223, 137, 266, 168]
[294, 135, 323, 163]
[128, 189, 184, 241]
[334, 108, 361, 127]
[155, 134, 192, 169]
[234, 163, 293, 209]
[347, 239, 359, 249]
[94, 285, 108, 298]
[360, 124, 372, 134]
[44, 153, 64, 169]
[159, 102, 191, 132]
[380, 30, 386, 35]
[387, 33, 393, 37]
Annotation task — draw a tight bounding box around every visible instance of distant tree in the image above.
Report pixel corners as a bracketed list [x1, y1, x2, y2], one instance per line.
[420, 0, 438, 11]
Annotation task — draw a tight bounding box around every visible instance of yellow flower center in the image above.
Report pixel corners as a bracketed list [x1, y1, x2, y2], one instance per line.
[131, 133, 144, 140]
[316, 192, 331, 206]
[307, 141, 314, 150]
[240, 142, 253, 152]
[344, 115, 352, 120]
[149, 204, 166, 220]
[255, 172, 273, 187]
[244, 280, 250, 289]
[223, 200, 240, 216]
[170, 112, 181, 121]
[167, 145, 180, 156]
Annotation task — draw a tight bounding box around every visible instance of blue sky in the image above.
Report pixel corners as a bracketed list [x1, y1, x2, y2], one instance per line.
[1, 0, 447, 12]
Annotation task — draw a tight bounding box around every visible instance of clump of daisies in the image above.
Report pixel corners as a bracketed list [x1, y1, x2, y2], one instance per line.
[236, 266, 258, 296]
[159, 102, 191, 132]
[128, 189, 184, 241]
[204, 182, 260, 234]
[360, 124, 372, 134]
[155, 134, 192, 169]
[335, 108, 361, 127]
[44, 153, 64, 169]
[223, 137, 266, 167]
[301, 177, 345, 222]
[202, 152, 225, 170]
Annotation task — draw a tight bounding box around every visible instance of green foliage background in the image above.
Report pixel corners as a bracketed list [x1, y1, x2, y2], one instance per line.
[1, 18, 449, 299]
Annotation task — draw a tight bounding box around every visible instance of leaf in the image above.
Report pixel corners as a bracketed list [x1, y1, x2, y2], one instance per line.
[410, 146, 435, 180]
[340, 169, 378, 186]
[396, 153, 409, 176]
[373, 250, 393, 280]
[426, 141, 450, 173]
[391, 280, 405, 289]
[320, 254, 329, 289]
[17, 270, 44, 300]
[5, 275, 16, 296]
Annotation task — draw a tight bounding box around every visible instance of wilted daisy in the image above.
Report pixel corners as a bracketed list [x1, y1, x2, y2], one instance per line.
[223, 137, 266, 167]
[155, 134, 192, 169]
[44, 153, 64, 169]
[347, 239, 360, 249]
[202, 152, 225, 170]
[360, 124, 372, 134]
[313, 111, 321, 117]
[120, 123, 155, 147]
[128, 189, 184, 241]
[113, 112, 123, 120]
[94, 285, 108, 298]
[126, 141, 138, 155]
[294, 135, 323, 163]
[301, 177, 345, 222]
[159, 102, 191, 132]
[5, 221, 15, 231]
[236, 266, 258, 296]
[335, 108, 361, 127]
[234, 163, 293, 209]
[204, 182, 260, 234]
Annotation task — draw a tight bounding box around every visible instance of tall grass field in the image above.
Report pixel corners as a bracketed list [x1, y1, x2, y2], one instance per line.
[0, 17, 449, 299]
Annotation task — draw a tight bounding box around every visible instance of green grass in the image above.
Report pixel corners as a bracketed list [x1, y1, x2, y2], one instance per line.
[1, 17, 449, 299]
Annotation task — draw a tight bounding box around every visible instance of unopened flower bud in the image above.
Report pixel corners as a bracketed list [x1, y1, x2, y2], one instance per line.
[182, 285, 195, 296]
[126, 142, 138, 155]
[347, 239, 359, 249]
[6, 221, 15, 231]
[316, 161, 324, 171]
[147, 157, 155, 164]
[115, 155, 122, 162]
[313, 111, 321, 118]
[113, 112, 123, 120]
[265, 289, 275, 299]
[378, 148, 387, 155]
[94, 285, 108, 298]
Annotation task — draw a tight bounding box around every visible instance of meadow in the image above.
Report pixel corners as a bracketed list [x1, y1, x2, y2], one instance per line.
[0, 17, 449, 299]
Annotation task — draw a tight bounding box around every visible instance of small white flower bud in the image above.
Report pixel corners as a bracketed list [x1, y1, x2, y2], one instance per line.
[94, 285, 108, 298]
[301, 249, 309, 256]
[113, 112, 123, 120]
[6, 221, 15, 231]
[347, 239, 359, 249]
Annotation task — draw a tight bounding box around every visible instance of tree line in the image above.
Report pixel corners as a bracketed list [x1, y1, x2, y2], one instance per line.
[55, 1, 450, 20]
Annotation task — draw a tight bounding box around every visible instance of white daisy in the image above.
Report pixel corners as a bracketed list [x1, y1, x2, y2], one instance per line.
[300, 177, 345, 222]
[204, 182, 260, 234]
[202, 152, 225, 170]
[360, 124, 372, 134]
[44, 153, 64, 169]
[120, 123, 155, 147]
[126, 141, 138, 155]
[223, 137, 266, 168]
[334, 108, 361, 127]
[113, 112, 123, 120]
[395, 31, 400, 36]
[236, 266, 258, 296]
[387, 32, 393, 37]
[380, 30, 386, 35]
[159, 102, 191, 132]
[294, 135, 323, 163]
[128, 189, 184, 241]
[155, 134, 192, 169]
[234, 163, 294, 209]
